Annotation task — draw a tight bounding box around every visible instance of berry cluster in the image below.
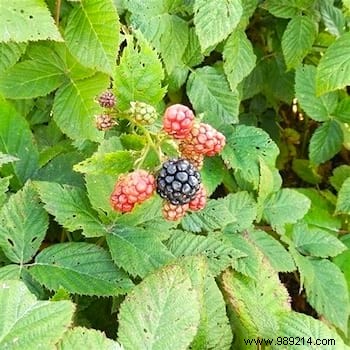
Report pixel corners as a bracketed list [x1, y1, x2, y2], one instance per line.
[157, 104, 226, 220]
[108, 102, 225, 222]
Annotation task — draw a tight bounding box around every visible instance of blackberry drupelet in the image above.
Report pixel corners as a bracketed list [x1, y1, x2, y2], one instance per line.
[156, 158, 201, 205]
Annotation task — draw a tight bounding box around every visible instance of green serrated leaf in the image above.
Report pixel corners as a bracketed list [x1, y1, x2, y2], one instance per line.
[194, 0, 242, 51]
[222, 125, 279, 188]
[182, 27, 204, 67]
[65, 0, 119, 74]
[223, 30, 256, 90]
[334, 96, 350, 123]
[184, 192, 256, 234]
[221, 253, 290, 339]
[0, 59, 65, 99]
[35, 151, 85, 187]
[239, 0, 258, 27]
[53, 72, 109, 142]
[262, 189, 311, 233]
[296, 255, 350, 334]
[316, 32, 350, 94]
[295, 65, 338, 122]
[257, 158, 275, 221]
[330, 165, 350, 191]
[29, 242, 133, 296]
[0, 0, 63, 42]
[35, 181, 106, 238]
[200, 157, 225, 196]
[263, 0, 314, 19]
[220, 233, 260, 279]
[297, 188, 342, 232]
[320, 0, 345, 37]
[292, 222, 346, 257]
[57, 327, 124, 350]
[74, 150, 134, 176]
[278, 312, 349, 350]
[114, 34, 166, 110]
[118, 264, 201, 350]
[127, 2, 189, 73]
[248, 229, 296, 272]
[191, 275, 233, 350]
[85, 173, 118, 218]
[0, 42, 26, 73]
[309, 120, 343, 164]
[166, 230, 245, 276]
[0, 280, 74, 350]
[107, 225, 175, 278]
[282, 16, 317, 69]
[0, 182, 48, 264]
[336, 177, 350, 214]
[292, 159, 322, 184]
[0, 100, 39, 188]
[0, 177, 10, 207]
[187, 66, 239, 129]
[0, 264, 22, 280]
[117, 196, 175, 236]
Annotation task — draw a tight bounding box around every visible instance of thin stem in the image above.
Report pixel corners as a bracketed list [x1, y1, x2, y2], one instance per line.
[55, 0, 62, 25]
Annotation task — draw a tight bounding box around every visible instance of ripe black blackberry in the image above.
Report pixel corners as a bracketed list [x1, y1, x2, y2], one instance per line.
[156, 158, 201, 205]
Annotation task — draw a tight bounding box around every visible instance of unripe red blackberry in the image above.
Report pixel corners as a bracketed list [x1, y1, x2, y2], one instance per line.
[130, 101, 157, 125]
[179, 143, 204, 170]
[162, 202, 189, 221]
[189, 184, 206, 211]
[182, 122, 226, 156]
[156, 158, 201, 205]
[98, 91, 116, 108]
[163, 104, 195, 139]
[95, 114, 117, 131]
[110, 170, 155, 213]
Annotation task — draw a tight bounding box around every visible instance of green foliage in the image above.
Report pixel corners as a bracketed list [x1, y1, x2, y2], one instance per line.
[57, 327, 124, 350]
[0, 182, 48, 263]
[0, 0, 62, 42]
[186, 66, 240, 128]
[118, 264, 201, 350]
[36, 181, 106, 238]
[0, 280, 74, 350]
[64, 0, 119, 75]
[282, 16, 317, 70]
[193, 0, 242, 51]
[29, 242, 133, 296]
[0, 0, 350, 347]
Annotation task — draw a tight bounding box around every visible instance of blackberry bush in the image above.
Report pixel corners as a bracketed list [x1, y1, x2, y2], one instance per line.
[0, 1, 349, 350]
